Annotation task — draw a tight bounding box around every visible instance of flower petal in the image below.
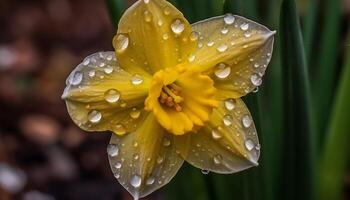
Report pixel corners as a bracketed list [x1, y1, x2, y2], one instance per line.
[175, 98, 260, 173]
[62, 52, 151, 135]
[108, 113, 184, 199]
[114, 0, 196, 74]
[190, 14, 275, 98]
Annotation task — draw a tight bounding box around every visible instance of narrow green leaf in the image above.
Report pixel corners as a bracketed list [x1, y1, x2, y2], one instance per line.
[312, 0, 341, 149]
[317, 30, 350, 200]
[279, 0, 315, 200]
[105, 0, 126, 27]
[223, 0, 257, 20]
[302, 0, 318, 61]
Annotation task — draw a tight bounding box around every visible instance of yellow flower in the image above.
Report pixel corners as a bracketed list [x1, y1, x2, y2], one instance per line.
[62, 0, 274, 198]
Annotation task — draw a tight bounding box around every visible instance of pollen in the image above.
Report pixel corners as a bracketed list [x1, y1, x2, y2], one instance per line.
[159, 83, 183, 112]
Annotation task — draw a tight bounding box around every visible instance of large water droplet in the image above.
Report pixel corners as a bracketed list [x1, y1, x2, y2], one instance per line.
[144, 10, 152, 22]
[171, 19, 185, 35]
[69, 71, 83, 86]
[225, 99, 236, 111]
[223, 114, 233, 126]
[240, 23, 249, 31]
[213, 154, 222, 165]
[104, 89, 121, 103]
[224, 14, 235, 25]
[115, 34, 129, 53]
[131, 74, 144, 85]
[107, 144, 119, 157]
[242, 115, 252, 128]
[215, 63, 231, 79]
[245, 139, 255, 151]
[217, 44, 228, 53]
[130, 108, 141, 119]
[88, 110, 102, 123]
[104, 66, 114, 74]
[130, 175, 142, 188]
[250, 73, 262, 86]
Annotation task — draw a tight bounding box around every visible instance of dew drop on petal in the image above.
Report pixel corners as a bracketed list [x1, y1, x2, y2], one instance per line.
[223, 114, 233, 126]
[215, 63, 231, 79]
[240, 23, 249, 31]
[115, 162, 122, 169]
[242, 115, 252, 128]
[104, 89, 121, 103]
[245, 139, 255, 151]
[104, 66, 114, 74]
[171, 19, 185, 35]
[83, 58, 90, 66]
[143, 0, 150, 4]
[130, 108, 141, 119]
[221, 27, 229, 35]
[162, 33, 169, 40]
[189, 31, 199, 41]
[255, 143, 261, 150]
[251, 73, 262, 86]
[157, 156, 164, 164]
[144, 10, 152, 22]
[88, 110, 102, 123]
[201, 169, 210, 175]
[107, 144, 119, 157]
[115, 34, 129, 53]
[69, 71, 83, 86]
[163, 7, 170, 15]
[88, 70, 95, 78]
[224, 99, 236, 111]
[130, 175, 142, 188]
[224, 14, 235, 25]
[131, 74, 144, 85]
[115, 124, 126, 135]
[163, 138, 171, 147]
[211, 128, 222, 140]
[213, 154, 222, 165]
[188, 54, 196, 62]
[207, 41, 215, 47]
[146, 177, 155, 185]
[217, 44, 228, 53]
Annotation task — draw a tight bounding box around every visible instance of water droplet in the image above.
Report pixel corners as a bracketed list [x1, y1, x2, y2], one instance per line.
[212, 128, 222, 140]
[223, 114, 233, 126]
[157, 19, 163, 26]
[69, 71, 83, 86]
[250, 73, 262, 86]
[244, 32, 252, 38]
[255, 144, 261, 150]
[88, 110, 102, 123]
[130, 108, 141, 119]
[144, 10, 152, 22]
[162, 33, 169, 40]
[221, 27, 229, 35]
[171, 19, 185, 35]
[254, 63, 259, 68]
[88, 70, 95, 77]
[188, 54, 196, 62]
[146, 177, 155, 185]
[133, 154, 139, 160]
[104, 66, 114, 74]
[224, 14, 235, 25]
[240, 23, 249, 31]
[189, 31, 199, 41]
[207, 41, 215, 47]
[107, 144, 119, 157]
[83, 59, 90, 66]
[130, 175, 142, 188]
[133, 141, 139, 147]
[201, 169, 210, 175]
[163, 7, 170, 15]
[224, 99, 236, 111]
[163, 138, 171, 147]
[213, 154, 222, 165]
[242, 115, 252, 128]
[143, 0, 150, 4]
[157, 156, 164, 164]
[217, 44, 228, 52]
[114, 34, 129, 53]
[253, 87, 259, 93]
[106, 54, 113, 61]
[115, 124, 126, 135]
[245, 139, 255, 151]
[104, 89, 121, 103]
[215, 63, 231, 79]
[131, 74, 144, 85]
[115, 162, 122, 169]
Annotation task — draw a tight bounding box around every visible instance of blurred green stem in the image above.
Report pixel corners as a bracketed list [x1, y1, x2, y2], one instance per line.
[317, 30, 350, 200]
[105, 0, 126, 28]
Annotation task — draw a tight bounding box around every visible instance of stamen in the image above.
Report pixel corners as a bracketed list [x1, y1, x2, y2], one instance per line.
[158, 84, 184, 111]
[163, 86, 183, 103]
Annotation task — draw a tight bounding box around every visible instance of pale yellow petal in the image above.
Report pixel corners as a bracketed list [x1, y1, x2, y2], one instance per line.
[175, 98, 260, 174]
[190, 15, 275, 98]
[114, 0, 196, 74]
[62, 52, 151, 135]
[108, 113, 184, 198]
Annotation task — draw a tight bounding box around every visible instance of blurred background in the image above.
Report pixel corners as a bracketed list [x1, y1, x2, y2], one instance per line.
[0, 0, 349, 200]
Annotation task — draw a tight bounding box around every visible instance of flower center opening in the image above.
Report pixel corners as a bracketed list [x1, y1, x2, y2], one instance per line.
[159, 83, 183, 112]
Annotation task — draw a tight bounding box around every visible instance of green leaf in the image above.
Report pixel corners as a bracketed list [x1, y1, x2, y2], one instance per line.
[105, 0, 126, 27]
[312, 0, 341, 149]
[317, 30, 350, 200]
[223, 0, 258, 20]
[279, 0, 315, 199]
[302, 0, 319, 61]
